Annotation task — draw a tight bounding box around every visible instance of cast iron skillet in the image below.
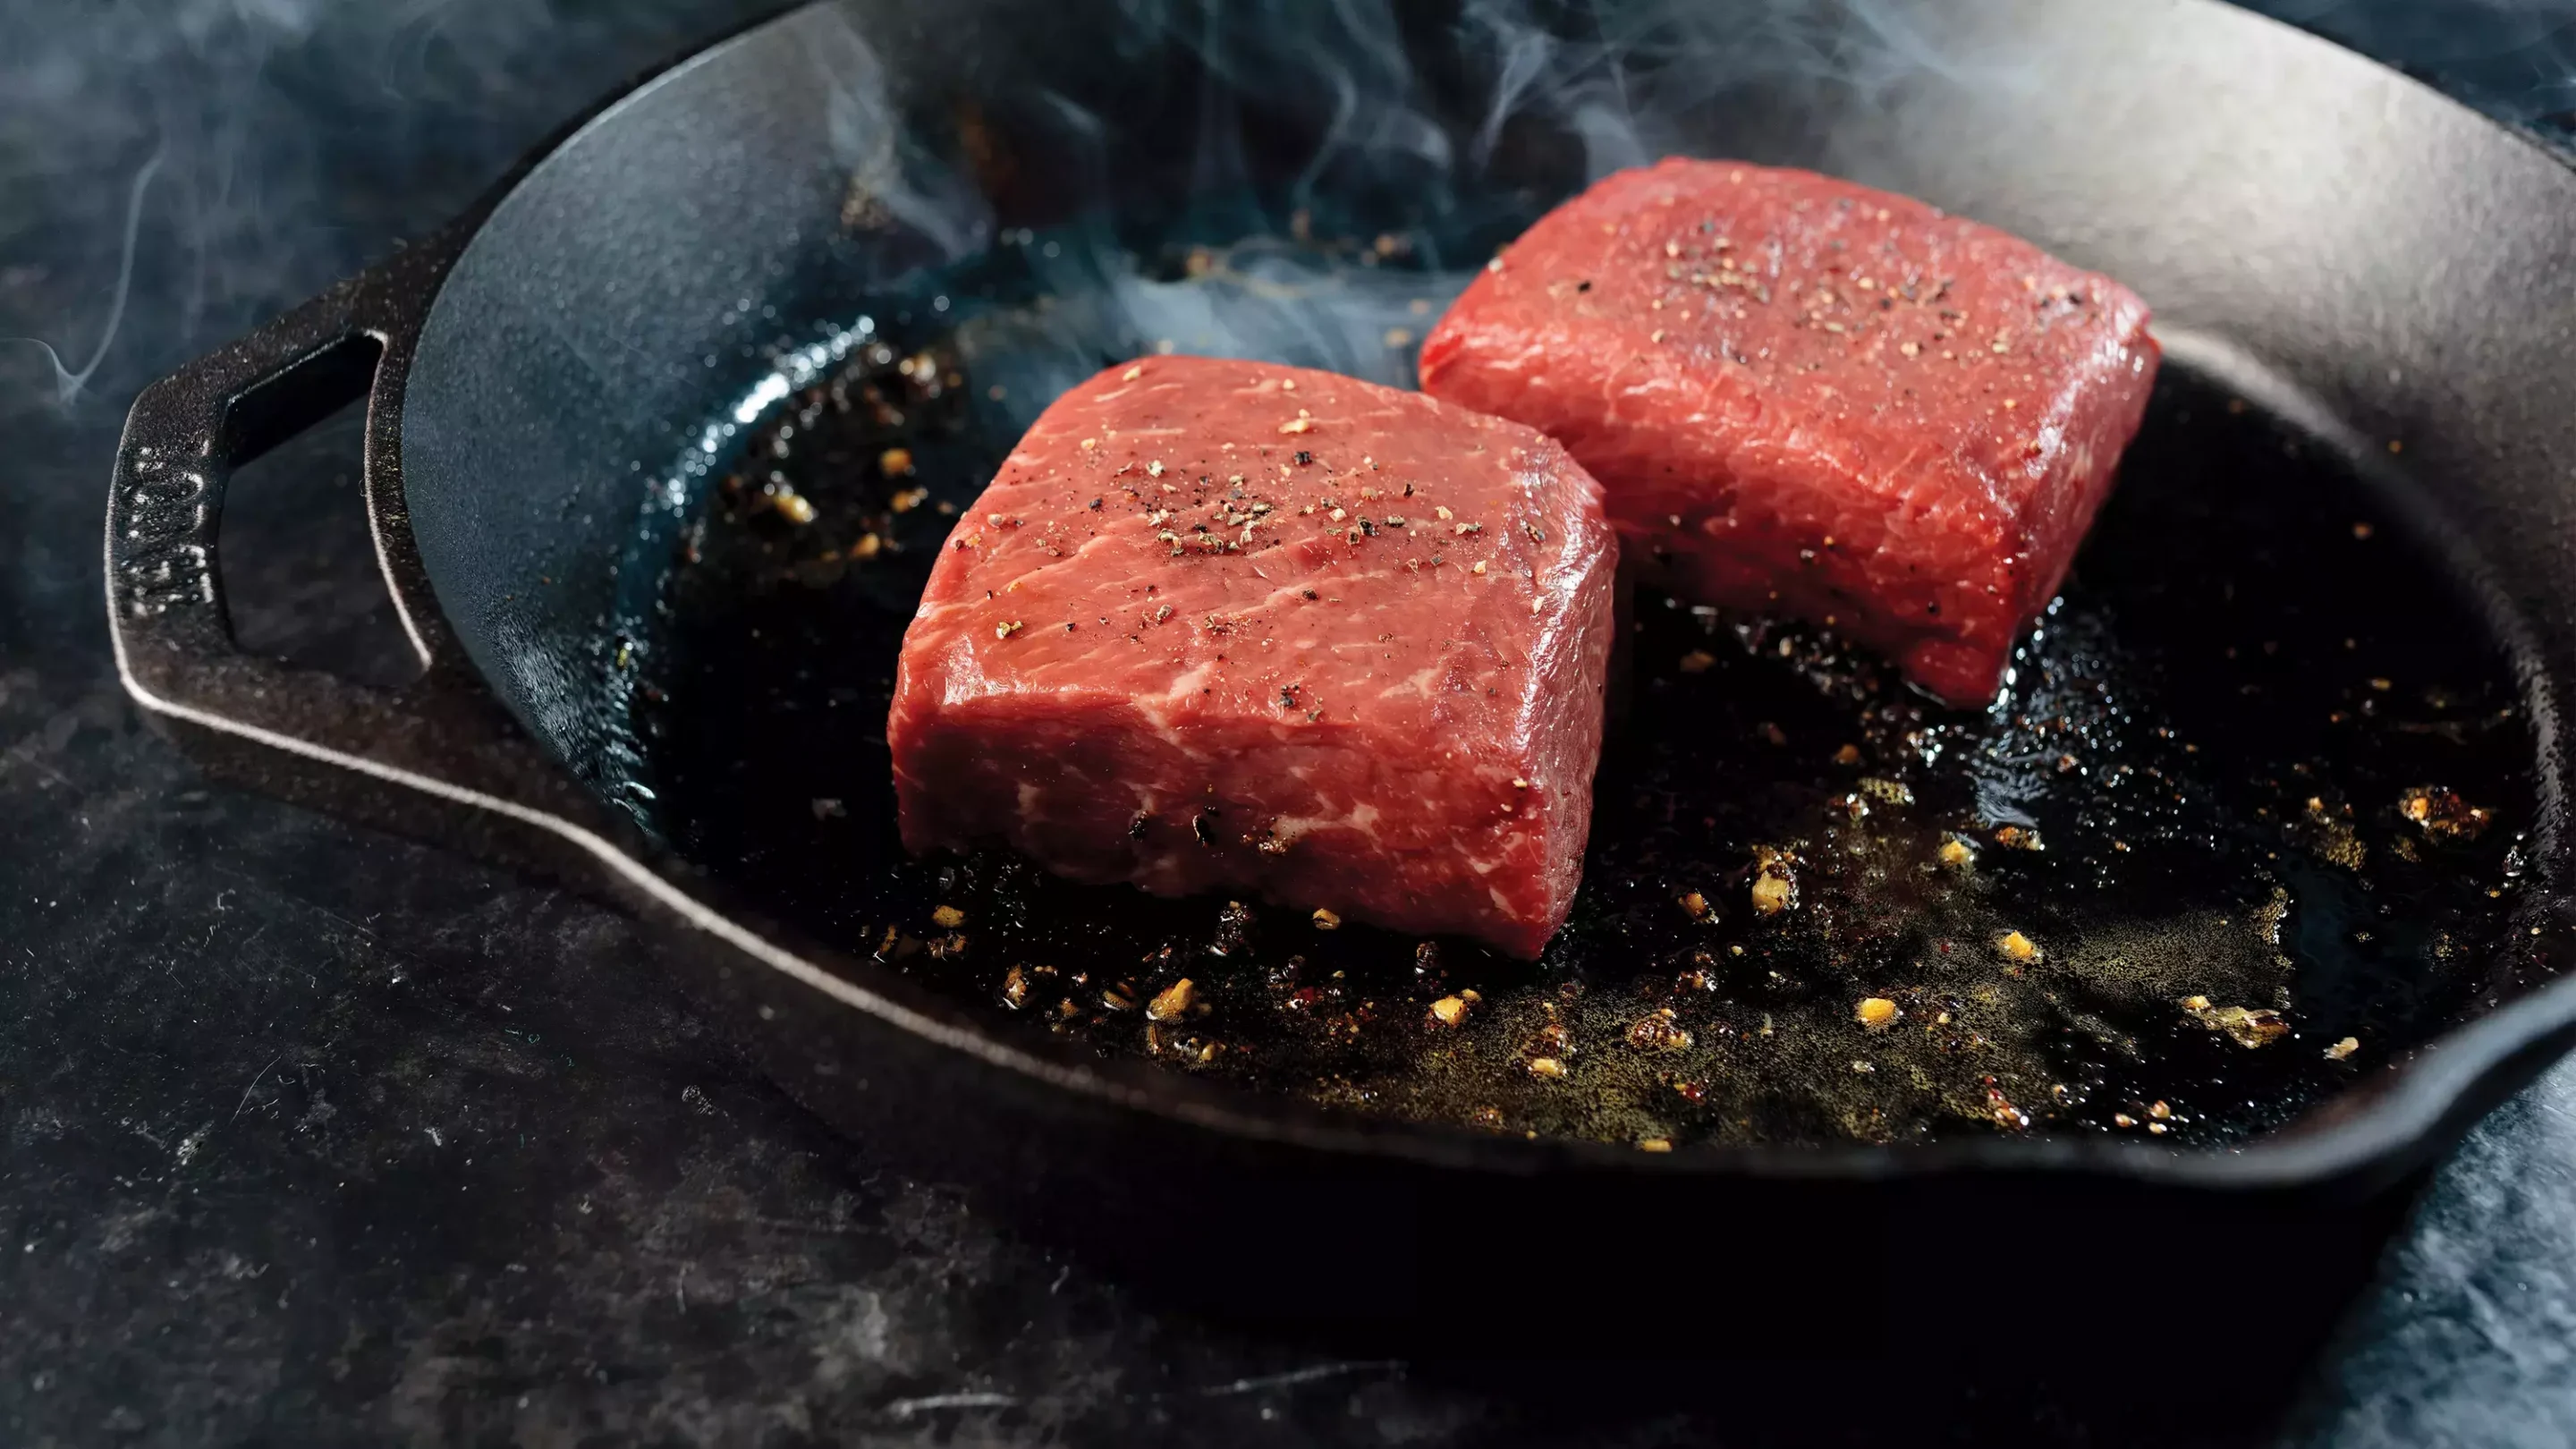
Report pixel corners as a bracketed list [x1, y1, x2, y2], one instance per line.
[106, 0, 2576, 1355]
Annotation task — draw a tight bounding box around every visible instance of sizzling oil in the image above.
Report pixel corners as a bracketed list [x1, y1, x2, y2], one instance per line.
[621, 296, 2535, 1150]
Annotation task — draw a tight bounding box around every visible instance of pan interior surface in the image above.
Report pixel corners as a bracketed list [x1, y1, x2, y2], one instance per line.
[398, 0, 2575, 1153]
[618, 285, 2536, 1150]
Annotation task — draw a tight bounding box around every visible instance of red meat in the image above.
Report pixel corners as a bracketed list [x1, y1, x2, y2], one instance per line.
[888, 356, 1619, 959]
[1419, 158, 2159, 705]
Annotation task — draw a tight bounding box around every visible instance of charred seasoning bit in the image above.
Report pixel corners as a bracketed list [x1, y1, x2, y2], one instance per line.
[2399, 785, 2494, 840]
[1855, 996, 1901, 1030]
[1428, 995, 1470, 1028]
[2184, 1000, 2292, 1048]
[930, 905, 967, 929]
[1311, 908, 1343, 931]
[2325, 1036, 2360, 1062]
[1147, 978, 1197, 1021]
[1625, 1009, 1694, 1053]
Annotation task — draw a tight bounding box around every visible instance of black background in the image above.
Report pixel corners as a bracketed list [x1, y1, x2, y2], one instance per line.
[8, 2, 2576, 1444]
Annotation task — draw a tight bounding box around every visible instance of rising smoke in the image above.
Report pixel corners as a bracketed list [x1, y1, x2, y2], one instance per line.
[4, 0, 2571, 426]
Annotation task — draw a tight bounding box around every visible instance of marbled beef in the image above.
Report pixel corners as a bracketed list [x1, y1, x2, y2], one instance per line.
[889, 356, 1618, 958]
[1420, 158, 2159, 704]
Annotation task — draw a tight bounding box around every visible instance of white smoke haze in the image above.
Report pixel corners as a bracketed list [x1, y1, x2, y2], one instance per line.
[3, 0, 2570, 425]
[0, 0, 761, 411]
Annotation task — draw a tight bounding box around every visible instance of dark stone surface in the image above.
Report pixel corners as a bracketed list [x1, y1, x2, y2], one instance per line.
[4, 2, 2576, 1444]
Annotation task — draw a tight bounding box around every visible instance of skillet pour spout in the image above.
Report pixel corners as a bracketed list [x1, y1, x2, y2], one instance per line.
[105, 0, 2576, 1346]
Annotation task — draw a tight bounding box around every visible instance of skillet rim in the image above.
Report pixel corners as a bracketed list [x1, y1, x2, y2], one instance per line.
[110, 0, 2576, 1197]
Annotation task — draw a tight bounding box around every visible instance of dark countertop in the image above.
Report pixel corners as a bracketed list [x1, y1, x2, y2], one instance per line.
[6, 3, 2576, 1445]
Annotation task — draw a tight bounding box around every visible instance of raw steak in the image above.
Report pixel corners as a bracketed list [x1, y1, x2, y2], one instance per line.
[888, 356, 1619, 959]
[1419, 158, 2159, 705]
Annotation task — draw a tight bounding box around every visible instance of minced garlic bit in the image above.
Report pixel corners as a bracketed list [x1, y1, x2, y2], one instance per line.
[1471, 561, 1487, 576]
[2181, 994, 2212, 1012]
[890, 487, 928, 513]
[878, 446, 914, 477]
[1527, 1056, 1566, 1080]
[1279, 417, 1313, 435]
[1147, 460, 1165, 478]
[1435, 505, 1454, 521]
[1750, 874, 1792, 915]
[1678, 649, 1716, 674]
[930, 905, 966, 928]
[1855, 996, 1900, 1030]
[1637, 1138, 1674, 1153]
[772, 489, 817, 525]
[995, 620, 1024, 640]
[2325, 1036, 2360, 1062]
[2182, 999, 2291, 1048]
[1996, 930, 2040, 962]
[1859, 777, 1913, 806]
[1833, 743, 1863, 766]
[1121, 364, 1144, 380]
[1428, 995, 1469, 1027]
[1310, 908, 1342, 931]
[1677, 891, 1709, 920]
[1626, 1009, 1692, 1053]
[1938, 838, 1973, 868]
[1146, 978, 1196, 1021]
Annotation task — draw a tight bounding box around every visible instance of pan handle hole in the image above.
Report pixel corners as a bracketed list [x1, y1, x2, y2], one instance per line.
[216, 343, 424, 689]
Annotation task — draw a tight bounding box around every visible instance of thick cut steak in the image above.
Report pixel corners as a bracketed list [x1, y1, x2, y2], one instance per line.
[1420, 158, 2159, 705]
[889, 356, 1618, 959]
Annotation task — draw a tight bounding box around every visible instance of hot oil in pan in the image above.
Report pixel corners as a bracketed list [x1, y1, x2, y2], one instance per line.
[621, 283, 2534, 1152]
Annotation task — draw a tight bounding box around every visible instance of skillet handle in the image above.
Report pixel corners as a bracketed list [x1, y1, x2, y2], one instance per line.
[106, 229, 619, 882]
